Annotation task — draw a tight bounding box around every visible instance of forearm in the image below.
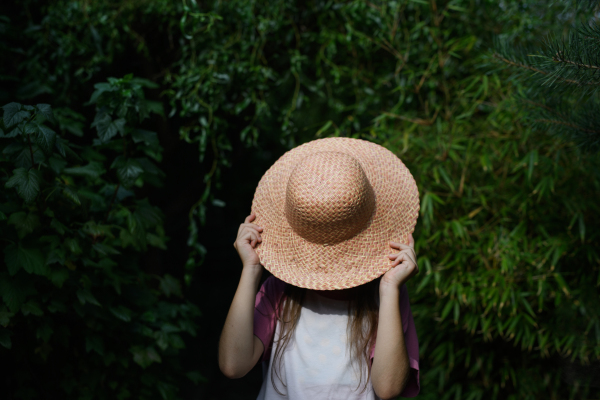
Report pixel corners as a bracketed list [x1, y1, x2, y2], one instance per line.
[218, 267, 263, 378]
[371, 287, 410, 399]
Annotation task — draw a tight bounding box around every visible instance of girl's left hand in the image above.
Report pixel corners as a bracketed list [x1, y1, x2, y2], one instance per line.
[381, 233, 419, 290]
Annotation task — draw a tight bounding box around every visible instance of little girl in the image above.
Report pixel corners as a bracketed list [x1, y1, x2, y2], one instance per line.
[219, 138, 421, 399]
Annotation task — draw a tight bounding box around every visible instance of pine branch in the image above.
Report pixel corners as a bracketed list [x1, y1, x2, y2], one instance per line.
[534, 118, 600, 135]
[520, 95, 600, 153]
[552, 50, 600, 70]
[492, 53, 598, 86]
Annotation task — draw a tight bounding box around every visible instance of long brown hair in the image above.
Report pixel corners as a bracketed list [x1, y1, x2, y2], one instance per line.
[270, 278, 380, 395]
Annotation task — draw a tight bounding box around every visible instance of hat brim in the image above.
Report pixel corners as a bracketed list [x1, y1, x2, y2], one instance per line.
[251, 137, 419, 290]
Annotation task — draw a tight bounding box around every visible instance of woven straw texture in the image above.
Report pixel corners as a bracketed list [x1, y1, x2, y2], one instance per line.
[251, 137, 419, 290]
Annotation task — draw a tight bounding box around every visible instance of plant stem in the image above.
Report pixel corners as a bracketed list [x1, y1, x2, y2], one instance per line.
[104, 184, 120, 224]
[27, 134, 35, 169]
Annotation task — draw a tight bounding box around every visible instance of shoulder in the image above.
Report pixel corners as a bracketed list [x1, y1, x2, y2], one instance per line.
[257, 275, 287, 304]
[261, 275, 286, 294]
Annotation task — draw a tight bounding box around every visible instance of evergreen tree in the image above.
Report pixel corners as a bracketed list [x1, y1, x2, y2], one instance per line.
[492, 1, 600, 153]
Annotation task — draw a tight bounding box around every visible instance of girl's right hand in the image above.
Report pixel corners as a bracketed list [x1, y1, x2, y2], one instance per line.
[233, 213, 263, 270]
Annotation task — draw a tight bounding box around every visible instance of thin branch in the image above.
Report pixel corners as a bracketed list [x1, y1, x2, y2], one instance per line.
[493, 53, 547, 74]
[381, 108, 439, 126]
[520, 99, 568, 119]
[534, 119, 600, 134]
[552, 50, 600, 70]
[493, 53, 600, 86]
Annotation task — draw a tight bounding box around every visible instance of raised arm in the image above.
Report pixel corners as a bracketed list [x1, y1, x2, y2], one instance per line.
[371, 234, 419, 399]
[218, 214, 265, 379]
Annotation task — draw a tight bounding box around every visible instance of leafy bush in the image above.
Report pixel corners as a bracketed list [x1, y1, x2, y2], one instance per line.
[0, 75, 200, 399]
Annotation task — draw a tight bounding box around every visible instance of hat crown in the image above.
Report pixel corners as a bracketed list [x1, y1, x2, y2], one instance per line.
[284, 151, 375, 244]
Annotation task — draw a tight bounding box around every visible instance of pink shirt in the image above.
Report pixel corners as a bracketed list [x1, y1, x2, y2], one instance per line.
[254, 276, 420, 398]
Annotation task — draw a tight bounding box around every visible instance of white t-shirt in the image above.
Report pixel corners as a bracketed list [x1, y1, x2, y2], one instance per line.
[257, 290, 382, 400]
[253, 276, 420, 399]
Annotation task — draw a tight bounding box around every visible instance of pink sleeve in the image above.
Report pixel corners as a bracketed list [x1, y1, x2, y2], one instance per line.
[370, 283, 420, 397]
[253, 276, 286, 362]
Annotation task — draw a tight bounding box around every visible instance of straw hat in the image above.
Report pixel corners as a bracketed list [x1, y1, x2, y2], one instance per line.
[251, 137, 419, 290]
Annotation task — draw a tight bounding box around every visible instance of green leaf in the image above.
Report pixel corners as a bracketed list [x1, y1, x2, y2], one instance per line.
[54, 136, 81, 161]
[50, 218, 68, 235]
[65, 238, 82, 254]
[15, 144, 44, 168]
[1, 143, 22, 157]
[82, 220, 112, 237]
[54, 107, 85, 137]
[186, 371, 207, 385]
[161, 323, 181, 333]
[85, 335, 105, 355]
[48, 155, 67, 175]
[63, 161, 106, 179]
[132, 129, 159, 146]
[36, 324, 53, 342]
[441, 299, 454, 320]
[0, 275, 37, 313]
[35, 104, 55, 123]
[34, 124, 57, 155]
[21, 300, 44, 316]
[92, 243, 121, 255]
[62, 186, 81, 205]
[49, 268, 69, 288]
[7, 212, 40, 239]
[5, 168, 42, 203]
[159, 274, 182, 298]
[2, 102, 30, 128]
[112, 157, 143, 188]
[0, 329, 11, 349]
[76, 289, 101, 306]
[147, 233, 167, 250]
[4, 243, 46, 276]
[0, 125, 19, 138]
[553, 273, 571, 297]
[87, 82, 116, 105]
[110, 306, 132, 322]
[92, 113, 126, 142]
[130, 346, 162, 369]
[520, 295, 536, 318]
[136, 197, 162, 222]
[24, 121, 38, 135]
[438, 165, 455, 192]
[47, 300, 67, 314]
[0, 306, 14, 328]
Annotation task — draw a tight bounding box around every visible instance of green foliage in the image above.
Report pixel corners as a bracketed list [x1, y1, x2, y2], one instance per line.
[3, 0, 600, 399]
[0, 78, 200, 399]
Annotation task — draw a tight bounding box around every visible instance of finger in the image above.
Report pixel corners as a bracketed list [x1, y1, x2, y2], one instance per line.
[244, 214, 256, 224]
[400, 248, 417, 266]
[392, 252, 416, 268]
[241, 226, 262, 241]
[388, 248, 417, 261]
[239, 231, 260, 246]
[389, 241, 412, 250]
[242, 223, 263, 232]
